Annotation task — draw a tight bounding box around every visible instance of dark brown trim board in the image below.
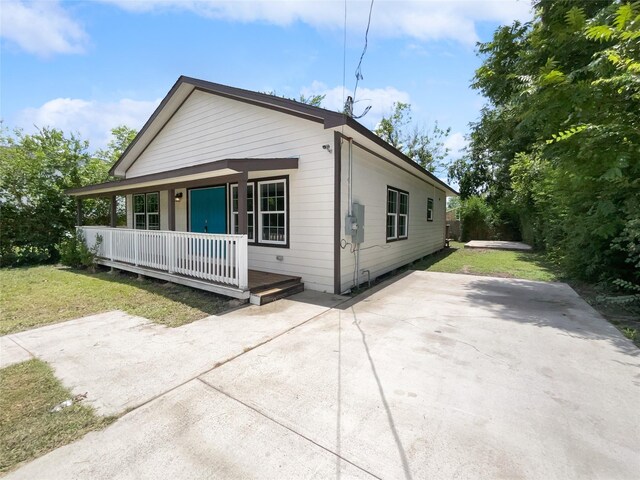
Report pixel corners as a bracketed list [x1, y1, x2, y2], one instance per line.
[72, 174, 244, 199]
[110, 195, 117, 227]
[168, 188, 176, 231]
[333, 131, 342, 295]
[237, 172, 248, 235]
[67, 158, 298, 198]
[76, 198, 83, 226]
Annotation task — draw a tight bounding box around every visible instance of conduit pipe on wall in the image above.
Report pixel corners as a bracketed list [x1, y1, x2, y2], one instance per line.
[346, 137, 361, 289]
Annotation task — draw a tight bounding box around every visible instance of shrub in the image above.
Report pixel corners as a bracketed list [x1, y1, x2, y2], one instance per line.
[460, 196, 495, 241]
[0, 245, 51, 267]
[59, 231, 101, 270]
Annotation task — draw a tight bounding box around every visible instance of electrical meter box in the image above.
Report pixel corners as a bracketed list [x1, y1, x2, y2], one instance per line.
[345, 203, 365, 244]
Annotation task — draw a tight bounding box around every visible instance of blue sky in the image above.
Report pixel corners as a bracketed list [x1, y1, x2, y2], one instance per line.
[1, 0, 533, 177]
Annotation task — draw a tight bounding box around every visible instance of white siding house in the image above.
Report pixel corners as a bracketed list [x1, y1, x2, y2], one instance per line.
[68, 76, 457, 300]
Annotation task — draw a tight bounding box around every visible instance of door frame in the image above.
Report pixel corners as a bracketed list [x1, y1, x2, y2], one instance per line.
[187, 184, 228, 233]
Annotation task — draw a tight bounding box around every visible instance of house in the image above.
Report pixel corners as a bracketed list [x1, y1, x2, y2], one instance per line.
[67, 76, 458, 303]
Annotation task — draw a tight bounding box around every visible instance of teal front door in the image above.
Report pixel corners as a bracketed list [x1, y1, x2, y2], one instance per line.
[189, 186, 227, 233]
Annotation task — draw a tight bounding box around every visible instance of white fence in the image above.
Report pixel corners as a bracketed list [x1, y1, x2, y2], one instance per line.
[79, 227, 248, 290]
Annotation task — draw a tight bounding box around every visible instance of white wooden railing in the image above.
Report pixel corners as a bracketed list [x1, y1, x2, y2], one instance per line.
[78, 227, 248, 290]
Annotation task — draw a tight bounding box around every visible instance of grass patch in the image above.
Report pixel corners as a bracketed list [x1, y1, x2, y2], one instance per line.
[413, 242, 561, 282]
[0, 359, 115, 473]
[0, 265, 232, 335]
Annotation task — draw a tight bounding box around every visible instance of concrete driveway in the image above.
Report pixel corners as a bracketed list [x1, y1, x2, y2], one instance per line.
[5, 272, 640, 479]
[1, 290, 346, 415]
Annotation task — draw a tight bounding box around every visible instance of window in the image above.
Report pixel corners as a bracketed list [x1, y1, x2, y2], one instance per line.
[133, 192, 160, 230]
[427, 197, 434, 222]
[258, 179, 287, 245]
[387, 187, 409, 241]
[230, 183, 255, 242]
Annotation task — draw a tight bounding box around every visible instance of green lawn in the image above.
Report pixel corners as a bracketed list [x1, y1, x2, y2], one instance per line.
[413, 242, 560, 282]
[0, 265, 231, 335]
[0, 359, 115, 473]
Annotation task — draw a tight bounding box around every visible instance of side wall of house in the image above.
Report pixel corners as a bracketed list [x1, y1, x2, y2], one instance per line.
[124, 90, 336, 292]
[339, 143, 446, 293]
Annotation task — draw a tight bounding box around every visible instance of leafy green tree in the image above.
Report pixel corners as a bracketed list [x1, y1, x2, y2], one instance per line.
[450, 0, 639, 283]
[95, 125, 137, 164]
[297, 93, 326, 107]
[374, 102, 451, 173]
[0, 125, 137, 266]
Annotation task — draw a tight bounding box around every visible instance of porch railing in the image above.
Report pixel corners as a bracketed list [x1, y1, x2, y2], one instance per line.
[78, 227, 249, 290]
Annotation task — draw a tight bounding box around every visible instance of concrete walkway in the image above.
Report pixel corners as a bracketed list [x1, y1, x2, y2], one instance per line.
[0, 290, 347, 415]
[5, 272, 639, 479]
[465, 240, 532, 251]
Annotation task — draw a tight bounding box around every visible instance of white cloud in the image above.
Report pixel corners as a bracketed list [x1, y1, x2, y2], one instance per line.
[1, 0, 88, 57]
[444, 131, 468, 154]
[99, 0, 533, 45]
[301, 80, 410, 129]
[18, 97, 160, 149]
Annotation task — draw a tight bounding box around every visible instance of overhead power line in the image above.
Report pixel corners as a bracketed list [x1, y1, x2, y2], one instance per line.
[344, 0, 375, 119]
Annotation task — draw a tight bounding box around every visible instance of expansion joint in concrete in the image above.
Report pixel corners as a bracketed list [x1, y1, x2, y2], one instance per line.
[197, 377, 381, 480]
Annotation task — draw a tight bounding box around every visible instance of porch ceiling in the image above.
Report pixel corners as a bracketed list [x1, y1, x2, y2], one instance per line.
[66, 158, 298, 198]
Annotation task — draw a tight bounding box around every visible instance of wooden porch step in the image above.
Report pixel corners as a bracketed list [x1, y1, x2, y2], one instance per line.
[250, 279, 304, 306]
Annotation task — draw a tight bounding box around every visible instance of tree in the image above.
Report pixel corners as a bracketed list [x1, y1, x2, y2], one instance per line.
[95, 125, 137, 164]
[374, 102, 451, 173]
[449, 0, 640, 283]
[0, 125, 138, 266]
[297, 94, 326, 107]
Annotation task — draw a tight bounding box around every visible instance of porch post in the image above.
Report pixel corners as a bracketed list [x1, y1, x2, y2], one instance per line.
[110, 195, 117, 227]
[168, 188, 176, 231]
[76, 198, 83, 226]
[237, 172, 248, 235]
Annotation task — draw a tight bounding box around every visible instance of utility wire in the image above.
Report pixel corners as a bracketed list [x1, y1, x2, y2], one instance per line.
[342, 0, 347, 111]
[352, 0, 375, 105]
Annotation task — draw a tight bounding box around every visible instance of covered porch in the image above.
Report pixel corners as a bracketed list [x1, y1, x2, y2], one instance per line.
[80, 226, 300, 300]
[68, 158, 300, 301]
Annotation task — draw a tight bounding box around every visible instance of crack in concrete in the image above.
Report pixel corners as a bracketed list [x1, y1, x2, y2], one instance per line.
[7, 335, 36, 359]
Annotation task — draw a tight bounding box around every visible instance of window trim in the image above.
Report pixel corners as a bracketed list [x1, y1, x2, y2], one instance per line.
[133, 192, 160, 230]
[386, 186, 409, 242]
[229, 182, 256, 243]
[427, 197, 434, 222]
[257, 177, 289, 247]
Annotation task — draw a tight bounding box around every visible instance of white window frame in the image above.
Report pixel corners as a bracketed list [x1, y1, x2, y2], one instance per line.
[133, 192, 160, 230]
[230, 183, 255, 242]
[398, 191, 409, 239]
[257, 178, 287, 246]
[386, 188, 398, 240]
[387, 187, 409, 241]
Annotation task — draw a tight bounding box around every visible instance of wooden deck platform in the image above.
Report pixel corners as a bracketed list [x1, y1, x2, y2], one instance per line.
[96, 257, 299, 301]
[248, 270, 301, 292]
